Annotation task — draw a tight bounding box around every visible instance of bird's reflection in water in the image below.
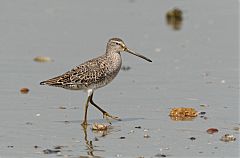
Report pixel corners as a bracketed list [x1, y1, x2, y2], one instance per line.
[79, 124, 119, 158]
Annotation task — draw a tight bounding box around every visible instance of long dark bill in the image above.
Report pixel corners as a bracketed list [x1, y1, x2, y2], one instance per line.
[125, 48, 152, 62]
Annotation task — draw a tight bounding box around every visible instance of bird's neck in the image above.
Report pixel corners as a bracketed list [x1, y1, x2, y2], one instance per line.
[105, 51, 121, 58]
[105, 51, 122, 64]
[106, 46, 121, 54]
[105, 51, 122, 74]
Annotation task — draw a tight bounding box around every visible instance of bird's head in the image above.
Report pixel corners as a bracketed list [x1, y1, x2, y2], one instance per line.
[106, 38, 152, 62]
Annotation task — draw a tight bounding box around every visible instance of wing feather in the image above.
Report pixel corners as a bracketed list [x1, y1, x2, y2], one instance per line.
[40, 55, 108, 88]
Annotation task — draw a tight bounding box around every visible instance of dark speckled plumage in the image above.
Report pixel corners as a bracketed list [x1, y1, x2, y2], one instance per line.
[40, 52, 122, 91]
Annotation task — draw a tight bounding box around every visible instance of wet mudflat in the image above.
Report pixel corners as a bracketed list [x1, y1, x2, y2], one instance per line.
[0, 0, 239, 157]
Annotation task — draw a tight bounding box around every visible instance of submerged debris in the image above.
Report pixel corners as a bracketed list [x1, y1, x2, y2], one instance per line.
[144, 134, 150, 138]
[64, 121, 70, 124]
[233, 127, 240, 131]
[91, 123, 108, 131]
[220, 134, 236, 142]
[199, 115, 208, 120]
[26, 122, 33, 125]
[155, 153, 167, 157]
[58, 106, 66, 109]
[198, 111, 206, 115]
[54, 145, 66, 149]
[34, 56, 53, 63]
[34, 145, 40, 149]
[43, 149, 60, 154]
[166, 8, 183, 30]
[200, 104, 209, 107]
[206, 128, 219, 134]
[94, 137, 99, 141]
[20, 87, 29, 94]
[189, 137, 196, 141]
[169, 107, 198, 121]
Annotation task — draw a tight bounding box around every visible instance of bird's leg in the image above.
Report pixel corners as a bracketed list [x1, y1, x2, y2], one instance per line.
[81, 95, 91, 127]
[89, 93, 121, 123]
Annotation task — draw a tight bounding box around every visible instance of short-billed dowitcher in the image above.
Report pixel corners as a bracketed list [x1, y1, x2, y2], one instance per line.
[40, 38, 152, 126]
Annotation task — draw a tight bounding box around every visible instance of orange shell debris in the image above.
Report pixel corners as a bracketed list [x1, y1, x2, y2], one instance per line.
[169, 107, 198, 121]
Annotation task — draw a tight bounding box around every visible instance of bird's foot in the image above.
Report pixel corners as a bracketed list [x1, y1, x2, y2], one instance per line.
[81, 121, 89, 128]
[103, 112, 121, 124]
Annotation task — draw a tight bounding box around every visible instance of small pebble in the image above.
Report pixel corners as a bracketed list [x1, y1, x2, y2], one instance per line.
[199, 112, 206, 115]
[34, 145, 39, 149]
[166, 7, 183, 30]
[220, 134, 236, 142]
[94, 137, 99, 141]
[64, 121, 70, 124]
[200, 116, 208, 120]
[189, 137, 196, 140]
[20, 88, 29, 94]
[34, 56, 52, 62]
[144, 134, 150, 138]
[206, 128, 219, 134]
[36, 114, 40, 117]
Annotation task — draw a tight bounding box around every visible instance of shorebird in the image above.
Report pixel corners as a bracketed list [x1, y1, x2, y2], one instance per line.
[40, 38, 152, 126]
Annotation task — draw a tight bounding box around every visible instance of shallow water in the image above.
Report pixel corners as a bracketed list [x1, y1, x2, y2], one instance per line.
[0, 0, 239, 157]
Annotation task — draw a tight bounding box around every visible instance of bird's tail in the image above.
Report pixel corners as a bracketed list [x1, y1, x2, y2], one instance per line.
[39, 75, 65, 86]
[40, 81, 47, 85]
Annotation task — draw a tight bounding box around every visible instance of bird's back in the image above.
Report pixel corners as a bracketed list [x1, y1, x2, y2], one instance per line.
[40, 52, 122, 91]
